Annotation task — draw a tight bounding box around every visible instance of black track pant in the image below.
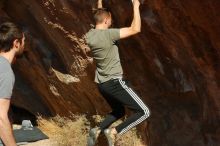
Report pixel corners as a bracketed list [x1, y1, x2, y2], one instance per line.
[97, 78, 150, 135]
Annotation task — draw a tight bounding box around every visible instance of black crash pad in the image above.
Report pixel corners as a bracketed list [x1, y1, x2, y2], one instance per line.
[0, 127, 48, 145]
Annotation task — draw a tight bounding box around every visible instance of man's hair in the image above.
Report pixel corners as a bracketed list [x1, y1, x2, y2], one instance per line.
[93, 8, 111, 24]
[0, 22, 23, 52]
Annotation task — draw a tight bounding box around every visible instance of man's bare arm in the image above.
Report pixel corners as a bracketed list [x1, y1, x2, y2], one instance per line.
[120, 0, 141, 39]
[98, 0, 103, 8]
[0, 99, 17, 146]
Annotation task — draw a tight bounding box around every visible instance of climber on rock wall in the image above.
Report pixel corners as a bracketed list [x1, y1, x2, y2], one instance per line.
[0, 22, 25, 146]
[85, 0, 150, 145]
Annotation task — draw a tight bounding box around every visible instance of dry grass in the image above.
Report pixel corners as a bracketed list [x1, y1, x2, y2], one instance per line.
[92, 115, 146, 146]
[37, 114, 90, 146]
[37, 114, 146, 146]
[116, 128, 145, 146]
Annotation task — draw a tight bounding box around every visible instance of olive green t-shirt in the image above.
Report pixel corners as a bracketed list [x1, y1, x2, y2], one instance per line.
[85, 28, 123, 83]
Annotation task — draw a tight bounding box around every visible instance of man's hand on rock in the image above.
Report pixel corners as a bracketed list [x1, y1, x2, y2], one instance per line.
[132, 0, 141, 7]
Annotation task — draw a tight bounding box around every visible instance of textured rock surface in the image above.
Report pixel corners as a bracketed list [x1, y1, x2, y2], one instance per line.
[0, 0, 219, 145]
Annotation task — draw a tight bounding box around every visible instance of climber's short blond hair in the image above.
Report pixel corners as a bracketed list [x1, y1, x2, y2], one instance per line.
[93, 8, 111, 24]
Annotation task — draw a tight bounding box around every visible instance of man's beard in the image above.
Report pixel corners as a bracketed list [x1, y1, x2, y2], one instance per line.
[15, 47, 25, 58]
[16, 53, 24, 58]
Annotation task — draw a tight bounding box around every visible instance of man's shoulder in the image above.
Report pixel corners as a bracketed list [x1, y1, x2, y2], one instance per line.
[85, 29, 95, 41]
[0, 69, 15, 99]
[0, 68, 14, 78]
[85, 28, 95, 36]
[0, 61, 13, 78]
[0, 69, 15, 90]
[0, 61, 11, 74]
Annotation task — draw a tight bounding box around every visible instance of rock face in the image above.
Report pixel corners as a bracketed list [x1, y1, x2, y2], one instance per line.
[0, 0, 219, 145]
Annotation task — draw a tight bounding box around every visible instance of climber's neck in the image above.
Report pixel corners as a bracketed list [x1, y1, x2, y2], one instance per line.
[95, 24, 109, 30]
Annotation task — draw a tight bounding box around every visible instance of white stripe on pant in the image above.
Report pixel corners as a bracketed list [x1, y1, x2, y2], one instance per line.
[118, 79, 150, 135]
